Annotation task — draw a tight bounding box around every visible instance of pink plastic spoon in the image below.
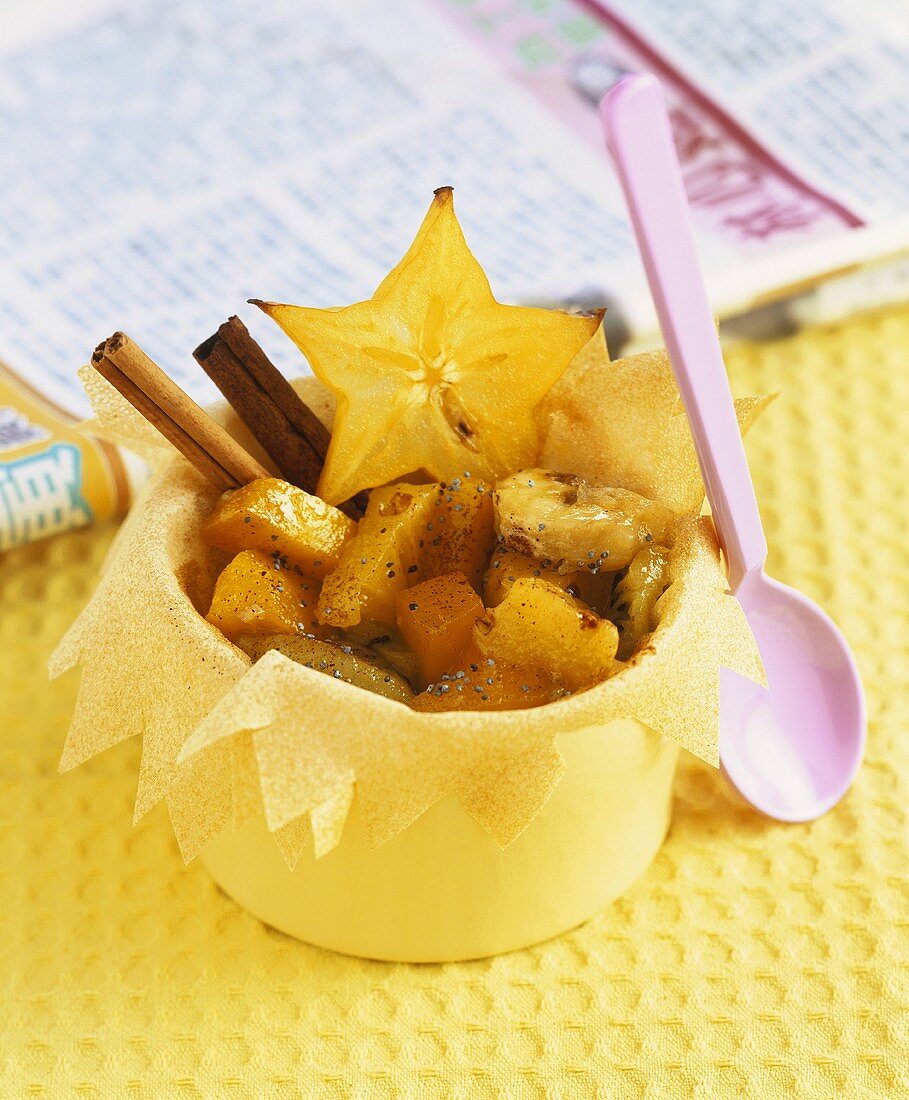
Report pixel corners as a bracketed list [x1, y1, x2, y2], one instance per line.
[600, 73, 865, 820]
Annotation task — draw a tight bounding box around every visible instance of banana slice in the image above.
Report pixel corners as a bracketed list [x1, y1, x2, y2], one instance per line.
[493, 468, 675, 574]
[236, 633, 414, 703]
[610, 544, 672, 661]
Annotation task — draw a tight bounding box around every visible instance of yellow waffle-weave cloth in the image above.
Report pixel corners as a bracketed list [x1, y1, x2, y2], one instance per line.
[1, 304, 907, 1098]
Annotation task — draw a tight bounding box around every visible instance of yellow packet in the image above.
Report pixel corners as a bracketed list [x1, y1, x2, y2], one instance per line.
[0, 361, 141, 551]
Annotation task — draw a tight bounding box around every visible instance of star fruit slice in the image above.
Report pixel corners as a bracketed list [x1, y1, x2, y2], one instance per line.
[254, 188, 603, 505]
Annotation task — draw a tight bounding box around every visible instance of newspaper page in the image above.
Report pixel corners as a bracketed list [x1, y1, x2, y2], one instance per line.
[0, 0, 906, 549]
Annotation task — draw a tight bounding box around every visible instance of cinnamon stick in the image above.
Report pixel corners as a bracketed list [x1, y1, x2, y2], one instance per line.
[193, 316, 366, 517]
[92, 333, 270, 490]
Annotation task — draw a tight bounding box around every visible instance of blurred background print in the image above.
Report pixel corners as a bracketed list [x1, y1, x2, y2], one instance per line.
[1, 0, 908, 549]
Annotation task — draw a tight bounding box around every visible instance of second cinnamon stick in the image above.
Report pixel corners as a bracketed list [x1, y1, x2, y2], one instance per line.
[194, 317, 366, 517]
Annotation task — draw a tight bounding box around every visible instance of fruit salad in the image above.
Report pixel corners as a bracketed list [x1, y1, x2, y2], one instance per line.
[203, 189, 679, 710]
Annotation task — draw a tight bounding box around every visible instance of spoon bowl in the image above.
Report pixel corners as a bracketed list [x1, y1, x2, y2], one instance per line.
[721, 571, 865, 820]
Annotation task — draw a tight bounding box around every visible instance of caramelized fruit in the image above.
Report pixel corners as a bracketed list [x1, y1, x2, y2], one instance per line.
[421, 477, 496, 592]
[484, 547, 578, 607]
[206, 550, 320, 641]
[395, 571, 484, 689]
[203, 477, 355, 579]
[494, 468, 675, 573]
[611, 544, 671, 661]
[317, 482, 437, 629]
[411, 644, 566, 712]
[238, 633, 414, 703]
[474, 577, 618, 691]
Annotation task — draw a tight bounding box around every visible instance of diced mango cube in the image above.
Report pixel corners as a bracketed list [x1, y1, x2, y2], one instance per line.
[207, 549, 321, 641]
[473, 577, 618, 691]
[421, 478, 496, 592]
[317, 482, 437, 629]
[203, 477, 356, 579]
[395, 571, 484, 689]
[411, 644, 565, 712]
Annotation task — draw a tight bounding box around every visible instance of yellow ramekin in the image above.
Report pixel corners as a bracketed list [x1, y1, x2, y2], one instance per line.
[57, 378, 756, 965]
[200, 717, 677, 962]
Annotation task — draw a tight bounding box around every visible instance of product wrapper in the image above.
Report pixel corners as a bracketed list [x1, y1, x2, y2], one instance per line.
[0, 362, 141, 551]
[51, 332, 769, 867]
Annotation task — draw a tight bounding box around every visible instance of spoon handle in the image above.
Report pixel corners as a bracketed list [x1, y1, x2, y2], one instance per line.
[600, 73, 767, 592]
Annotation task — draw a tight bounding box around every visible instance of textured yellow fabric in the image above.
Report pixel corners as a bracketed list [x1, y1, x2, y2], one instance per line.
[2, 305, 908, 1097]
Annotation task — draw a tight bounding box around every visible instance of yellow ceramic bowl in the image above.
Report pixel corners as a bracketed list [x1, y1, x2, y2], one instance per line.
[200, 718, 677, 962]
[56, 380, 756, 965]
